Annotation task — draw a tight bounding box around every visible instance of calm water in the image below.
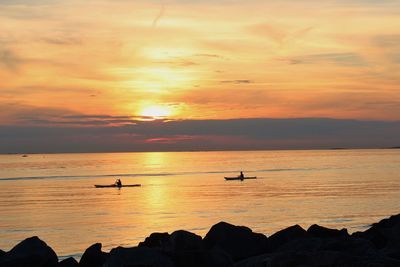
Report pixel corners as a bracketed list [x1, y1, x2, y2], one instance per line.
[1, 149, 400, 259]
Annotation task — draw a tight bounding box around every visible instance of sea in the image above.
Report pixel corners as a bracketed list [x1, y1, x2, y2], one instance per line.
[1, 149, 400, 259]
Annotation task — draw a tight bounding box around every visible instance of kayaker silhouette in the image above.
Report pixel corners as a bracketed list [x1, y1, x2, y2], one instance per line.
[239, 171, 244, 180]
[115, 179, 122, 187]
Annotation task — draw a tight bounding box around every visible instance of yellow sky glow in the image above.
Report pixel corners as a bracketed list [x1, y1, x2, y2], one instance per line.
[1, 0, 400, 123]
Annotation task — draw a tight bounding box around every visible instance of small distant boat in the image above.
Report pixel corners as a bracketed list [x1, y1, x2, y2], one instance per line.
[224, 176, 257, 181]
[94, 184, 141, 188]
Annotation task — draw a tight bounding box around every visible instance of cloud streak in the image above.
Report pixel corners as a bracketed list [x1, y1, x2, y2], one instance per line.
[287, 53, 366, 66]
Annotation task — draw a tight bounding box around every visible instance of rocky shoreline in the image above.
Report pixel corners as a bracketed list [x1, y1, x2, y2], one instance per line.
[2, 214, 400, 267]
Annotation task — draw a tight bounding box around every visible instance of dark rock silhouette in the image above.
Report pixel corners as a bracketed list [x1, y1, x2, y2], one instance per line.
[5, 214, 400, 267]
[172, 248, 233, 267]
[353, 214, 400, 261]
[203, 221, 268, 261]
[79, 243, 107, 267]
[59, 257, 78, 267]
[267, 224, 308, 251]
[307, 224, 349, 238]
[0, 236, 58, 267]
[170, 230, 203, 251]
[103, 246, 174, 267]
[138, 232, 171, 249]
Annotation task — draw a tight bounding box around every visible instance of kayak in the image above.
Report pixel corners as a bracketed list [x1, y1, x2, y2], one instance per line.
[224, 176, 257, 181]
[94, 184, 141, 188]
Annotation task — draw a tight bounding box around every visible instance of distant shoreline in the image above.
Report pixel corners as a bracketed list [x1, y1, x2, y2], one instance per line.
[2, 146, 400, 156]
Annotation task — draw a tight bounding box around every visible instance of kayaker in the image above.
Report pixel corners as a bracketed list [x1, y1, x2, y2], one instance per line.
[115, 179, 122, 187]
[239, 171, 244, 180]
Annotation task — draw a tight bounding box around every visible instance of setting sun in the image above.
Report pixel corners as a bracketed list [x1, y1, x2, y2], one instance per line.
[139, 105, 172, 119]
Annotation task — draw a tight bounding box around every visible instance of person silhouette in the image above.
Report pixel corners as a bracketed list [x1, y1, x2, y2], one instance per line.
[239, 171, 244, 180]
[115, 179, 122, 187]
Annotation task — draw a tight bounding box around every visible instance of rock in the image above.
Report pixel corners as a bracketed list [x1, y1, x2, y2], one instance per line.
[353, 228, 388, 249]
[204, 248, 233, 267]
[233, 253, 273, 267]
[170, 230, 203, 251]
[103, 246, 174, 267]
[0, 249, 5, 258]
[138, 232, 171, 249]
[269, 251, 311, 267]
[203, 221, 268, 261]
[268, 224, 308, 251]
[322, 236, 377, 256]
[79, 243, 107, 267]
[59, 257, 79, 267]
[353, 214, 400, 250]
[308, 250, 353, 267]
[372, 214, 400, 229]
[307, 224, 349, 239]
[0, 236, 58, 267]
[277, 237, 322, 253]
[172, 248, 232, 267]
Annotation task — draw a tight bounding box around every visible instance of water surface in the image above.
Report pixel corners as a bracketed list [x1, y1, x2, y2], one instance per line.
[1, 149, 400, 259]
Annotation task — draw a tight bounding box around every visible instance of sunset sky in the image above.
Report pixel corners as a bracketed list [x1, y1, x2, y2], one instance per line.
[1, 0, 400, 152]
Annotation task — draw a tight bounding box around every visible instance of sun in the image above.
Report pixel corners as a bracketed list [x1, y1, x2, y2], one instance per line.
[139, 105, 171, 119]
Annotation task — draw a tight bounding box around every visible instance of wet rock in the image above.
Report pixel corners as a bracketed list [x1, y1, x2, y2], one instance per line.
[307, 224, 349, 239]
[59, 257, 79, 267]
[268, 224, 308, 251]
[0, 236, 58, 267]
[0, 249, 4, 258]
[138, 232, 171, 249]
[103, 246, 174, 267]
[203, 221, 268, 261]
[79, 243, 107, 267]
[170, 230, 203, 251]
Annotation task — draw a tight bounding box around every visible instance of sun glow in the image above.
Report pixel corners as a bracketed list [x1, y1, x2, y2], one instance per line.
[139, 104, 172, 119]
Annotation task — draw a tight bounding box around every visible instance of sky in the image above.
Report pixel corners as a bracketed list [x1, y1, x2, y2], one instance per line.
[1, 0, 400, 152]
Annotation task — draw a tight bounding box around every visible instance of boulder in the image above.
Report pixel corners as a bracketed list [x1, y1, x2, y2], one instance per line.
[0, 249, 5, 258]
[268, 224, 308, 251]
[59, 257, 79, 267]
[203, 221, 268, 261]
[204, 248, 233, 267]
[138, 232, 171, 249]
[270, 251, 311, 267]
[103, 246, 174, 267]
[307, 250, 353, 267]
[170, 230, 203, 251]
[0, 236, 58, 267]
[307, 224, 349, 239]
[353, 214, 400, 250]
[79, 243, 107, 267]
[233, 253, 273, 267]
[277, 237, 322, 253]
[172, 248, 232, 267]
[353, 228, 388, 249]
[321, 236, 377, 256]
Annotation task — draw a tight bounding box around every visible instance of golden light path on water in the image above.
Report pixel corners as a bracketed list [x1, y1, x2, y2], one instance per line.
[1, 149, 400, 259]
